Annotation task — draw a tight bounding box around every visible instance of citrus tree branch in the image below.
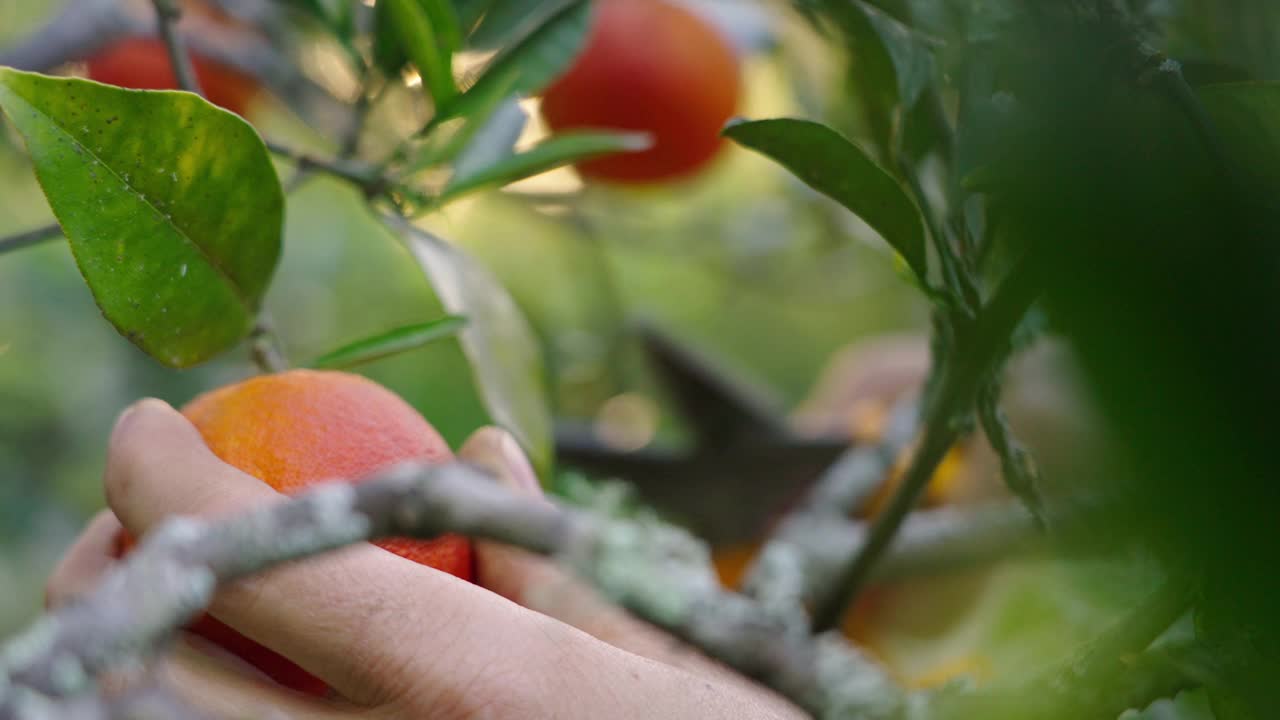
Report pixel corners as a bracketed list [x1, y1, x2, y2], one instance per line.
[0, 462, 904, 720]
[743, 399, 917, 608]
[263, 140, 392, 199]
[812, 255, 1042, 631]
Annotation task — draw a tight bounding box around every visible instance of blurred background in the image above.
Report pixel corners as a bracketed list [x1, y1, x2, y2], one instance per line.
[0, 0, 930, 633]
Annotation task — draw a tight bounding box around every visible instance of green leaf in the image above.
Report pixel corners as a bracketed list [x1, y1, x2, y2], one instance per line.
[441, 130, 650, 203]
[856, 1, 936, 110]
[462, 0, 549, 49]
[383, 0, 459, 105]
[1198, 82, 1280, 194]
[453, 0, 497, 36]
[402, 81, 522, 176]
[798, 0, 937, 153]
[725, 117, 927, 278]
[0, 69, 282, 368]
[448, 98, 529, 182]
[390, 218, 553, 475]
[433, 0, 592, 125]
[309, 316, 468, 370]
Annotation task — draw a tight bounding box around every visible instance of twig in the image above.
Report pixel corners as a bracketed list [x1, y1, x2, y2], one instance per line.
[0, 462, 904, 719]
[248, 314, 288, 373]
[0, 224, 61, 256]
[150, 0, 203, 97]
[743, 399, 918, 608]
[263, 140, 391, 199]
[812, 255, 1042, 631]
[1144, 51, 1249, 196]
[860, 501, 1042, 584]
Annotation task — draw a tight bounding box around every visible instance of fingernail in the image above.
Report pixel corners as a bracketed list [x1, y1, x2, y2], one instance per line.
[459, 427, 543, 498]
[497, 431, 542, 497]
[109, 399, 171, 450]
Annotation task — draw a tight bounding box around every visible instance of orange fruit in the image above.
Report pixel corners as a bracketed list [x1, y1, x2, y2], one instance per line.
[118, 370, 473, 696]
[539, 0, 741, 184]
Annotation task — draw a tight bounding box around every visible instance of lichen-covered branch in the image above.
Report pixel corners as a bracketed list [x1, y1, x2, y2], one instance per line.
[812, 256, 1042, 631]
[744, 400, 918, 610]
[0, 462, 903, 719]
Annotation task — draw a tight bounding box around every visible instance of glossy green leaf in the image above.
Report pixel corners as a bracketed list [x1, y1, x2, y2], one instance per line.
[452, 0, 497, 37]
[1198, 82, 1280, 194]
[448, 98, 528, 182]
[406, 77, 522, 175]
[725, 118, 927, 278]
[798, 0, 937, 152]
[856, 1, 936, 110]
[0, 69, 282, 368]
[432, 0, 592, 125]
[462, 0, 527, 48]
[309, 316, 468, 370]
[384, 0, 459, 105]
[440, 130, 650, 203]
[390, 218, 553, 475]
[375, 0, 463, 78]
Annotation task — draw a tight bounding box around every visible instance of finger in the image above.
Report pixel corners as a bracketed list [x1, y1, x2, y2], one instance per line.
[45, 510, 123, 608]
[154, 638, 353, 720]
[457, 427, 542, 498]
[459, 428, 716, 672]
[103, 399, 569, 707]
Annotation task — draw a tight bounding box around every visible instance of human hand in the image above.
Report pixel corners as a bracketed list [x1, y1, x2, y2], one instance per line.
[46, 399, 804, 719]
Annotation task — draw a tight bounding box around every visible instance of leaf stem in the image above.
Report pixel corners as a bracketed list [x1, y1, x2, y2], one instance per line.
[249, 314, 288, 374]
[264, 140, 384, 195]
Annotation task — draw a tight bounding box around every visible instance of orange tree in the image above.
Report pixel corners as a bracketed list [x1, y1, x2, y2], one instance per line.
[0, 1, 1277, 718]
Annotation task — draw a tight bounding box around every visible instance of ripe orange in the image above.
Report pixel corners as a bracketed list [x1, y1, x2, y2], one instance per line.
[86, 36, 259, 116]
[118, 370, 473, 696]
[539, 0, 742, 184]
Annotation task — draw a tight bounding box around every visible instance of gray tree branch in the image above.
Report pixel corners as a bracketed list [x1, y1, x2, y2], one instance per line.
[0, 462, 904, 720]
[744, 399, 917, 609]
[812, 254, 1042, 631]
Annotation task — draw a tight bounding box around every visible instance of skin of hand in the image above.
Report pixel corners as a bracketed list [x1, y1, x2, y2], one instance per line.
[45, 400, 805, 720]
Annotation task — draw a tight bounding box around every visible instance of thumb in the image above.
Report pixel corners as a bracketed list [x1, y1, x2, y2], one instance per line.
[457, 426, 557, 603]
[457, 427, 543, 501]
